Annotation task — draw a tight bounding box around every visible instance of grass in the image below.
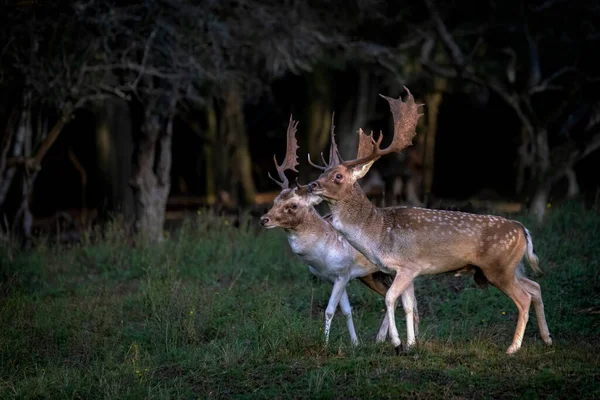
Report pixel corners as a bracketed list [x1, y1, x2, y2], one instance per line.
[1, 202, 599, 399]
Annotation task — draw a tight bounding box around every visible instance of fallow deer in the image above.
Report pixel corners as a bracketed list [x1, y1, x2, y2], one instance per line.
[260, 115, 419, 346]
[307, 87, 552, 355]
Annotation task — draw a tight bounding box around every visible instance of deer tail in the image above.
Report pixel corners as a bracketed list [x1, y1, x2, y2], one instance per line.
[521, 225, 541, 274]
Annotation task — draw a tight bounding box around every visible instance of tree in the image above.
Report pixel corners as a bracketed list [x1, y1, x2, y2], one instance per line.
[0, 3, 126, 243]
[421, 0, 600, 222]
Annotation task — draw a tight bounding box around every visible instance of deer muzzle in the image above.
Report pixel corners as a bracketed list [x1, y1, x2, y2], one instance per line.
[308, 181, 321, 193]
[260, 215, 270, 226]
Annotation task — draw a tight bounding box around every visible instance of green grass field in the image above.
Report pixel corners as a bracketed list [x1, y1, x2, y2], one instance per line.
[1, 203, 599, 399]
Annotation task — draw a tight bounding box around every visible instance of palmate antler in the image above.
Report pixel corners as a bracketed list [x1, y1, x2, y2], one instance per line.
[356, 128, 376, 158]
[307, 87, 424, 172]
[343, 87, 424, 168]
[307, 113, 343, 171]
[268, 115, 300, 189]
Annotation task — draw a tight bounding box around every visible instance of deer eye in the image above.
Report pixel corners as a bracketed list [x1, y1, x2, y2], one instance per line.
[290, 204, 297, 210]
[335, 174, 343, 181]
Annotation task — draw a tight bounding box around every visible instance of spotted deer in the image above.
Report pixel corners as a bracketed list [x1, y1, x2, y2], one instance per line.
[260, 115, 419, 346]
[307, 87, 552, 355]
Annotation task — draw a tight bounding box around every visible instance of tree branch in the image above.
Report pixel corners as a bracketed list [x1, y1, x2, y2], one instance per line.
[26, 94, 103, 171]
[131, 27, 158, 91]
[423, 0, 465, 67]
[422, 0, 539, 138]
[524, 20, 541, 89]
[530, 0, 568, 12]
[528, 66, 577, 95]
[98, 83, 131, 100]
[0, 108, 19, 178]
[5, 156, 38, 169]
[577, 132, 600, 162]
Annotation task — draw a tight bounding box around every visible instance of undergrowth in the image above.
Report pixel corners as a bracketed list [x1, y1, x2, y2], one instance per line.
[0, 202, 599, 399]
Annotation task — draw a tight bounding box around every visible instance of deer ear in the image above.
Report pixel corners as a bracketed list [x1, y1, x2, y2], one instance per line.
[350, 159, 377, 180]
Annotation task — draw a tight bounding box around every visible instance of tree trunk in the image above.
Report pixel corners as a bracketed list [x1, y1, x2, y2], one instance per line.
[528, 129, 598, 223]
[422, 79, 446, 202]
[7, 98, 42, 246]
[0, 92, 30, 207]
[2, 94, 77, 245]
[68, 147, 89, 226]
[94, 98, 134, 221]
[528, 128, 551, 223]
[7, 98, 35, 246]
[534, 129, 551, 176]
[515, 126, 534, 195]
[185, 104, 218, 205]
[221, 88, 256, 207]
[565, 167, 579, 199]
[530, 179, 551, 224]
[236, 145, 255, 206]
[204, 103, 217, 205]
[131, 112, 173, 242]
[338, 69, 372, 160]
[19, 100, 34, 244]
[17, 170, 36, 247]
[302, 66, 332, 181]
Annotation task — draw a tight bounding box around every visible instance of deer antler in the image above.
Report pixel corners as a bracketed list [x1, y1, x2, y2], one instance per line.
[268, 115, 299, 189]
[328, 113, 343, 166]
[356, 129, 376, 158]
[343, 87, 424, 168]
[308, 112, 343, 171]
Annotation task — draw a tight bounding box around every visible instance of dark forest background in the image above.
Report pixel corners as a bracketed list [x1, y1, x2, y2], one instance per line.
[1, 0, 599, 244]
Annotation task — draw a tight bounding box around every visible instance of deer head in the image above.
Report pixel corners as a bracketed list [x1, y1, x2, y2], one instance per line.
[308, 87, 424, 203]
[260, 115, 323, 230]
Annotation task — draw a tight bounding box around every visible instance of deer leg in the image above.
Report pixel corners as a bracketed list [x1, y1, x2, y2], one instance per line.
[355, 272, 393, 342]
[375, 311, 390, 343]
[385, 269, 417, 354]
[324, 278, 349, 346]
[400, 284, 417, 349]
[339, 289, 359, 345]
[404, 282, 420, 337]
[519, 277, 552, 346]
[376, 283, 418, 343]
[498, 278, 532, 355]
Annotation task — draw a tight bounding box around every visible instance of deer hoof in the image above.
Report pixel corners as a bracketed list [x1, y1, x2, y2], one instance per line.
[395, 344, 404, 355]
[506, 345, 520, 355]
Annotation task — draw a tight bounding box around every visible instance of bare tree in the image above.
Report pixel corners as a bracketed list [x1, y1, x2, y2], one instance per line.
[421, 0, 600, 222]
[0, 4, 125, 242]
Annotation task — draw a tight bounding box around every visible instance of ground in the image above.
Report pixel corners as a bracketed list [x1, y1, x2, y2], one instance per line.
[0, 203, 599, 399]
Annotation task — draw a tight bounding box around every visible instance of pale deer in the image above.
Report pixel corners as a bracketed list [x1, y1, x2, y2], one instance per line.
[307, 87, 552, 355]
[260, 115, 419, 347]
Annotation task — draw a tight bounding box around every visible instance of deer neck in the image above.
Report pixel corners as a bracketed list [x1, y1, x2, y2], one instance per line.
[283, 205, 366, 278]
[327, 183, 381, 262]
[284, 207, 332, 249]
